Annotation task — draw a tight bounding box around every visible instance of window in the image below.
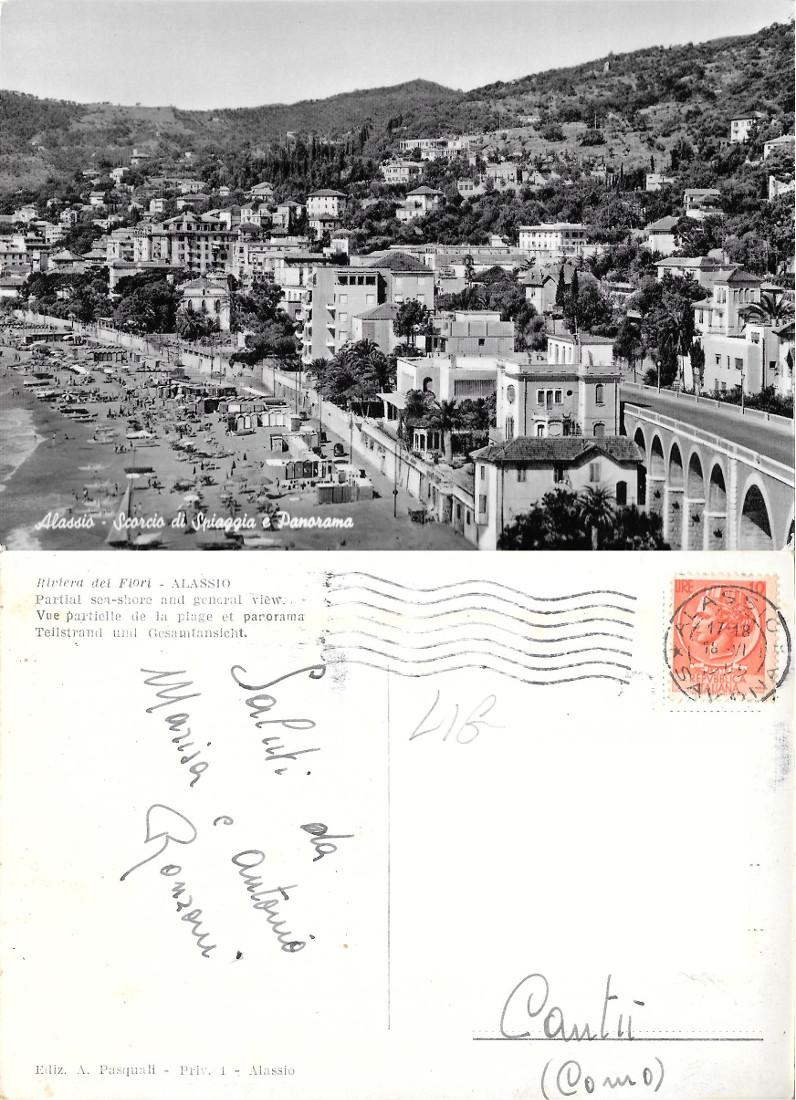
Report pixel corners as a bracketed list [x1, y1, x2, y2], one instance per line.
[593, 422, 605, 437]
[595, 383, 604, 404]
[554, 390, 562, 404]
[479, 465, 485, 481]
[554, 464, 565, 483]
[339, 312, 348, 323]
[734, 358, 743, 370]
[478, 338, 485, 347]
[616, 481, 627, 506]
[536, 424, 545, 437]
[715, 355, 721, 365]
[536, 389, 544, 404]
[478, 494, 487, 513]
[517, 468, 527, 482]
[366, 294, 376, 305]
[589, 462, 601, 482]
[339, 293, 348, 304]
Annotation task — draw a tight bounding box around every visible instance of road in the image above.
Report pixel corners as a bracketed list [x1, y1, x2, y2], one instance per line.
[621, 386, 794, 468]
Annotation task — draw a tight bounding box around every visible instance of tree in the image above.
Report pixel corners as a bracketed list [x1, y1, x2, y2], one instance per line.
[113, 273, 182, 333]
[393, 298, 431, 349]
[613, 316, 646, 380]
[639, 274, 705, 388]
[739, 290, 795, 327]
[176, 304, 220, 342]
[563, 280, 614, 335]
[497, 488, 668, 550]
[688, 339, 705, 392]
[555, 266, 567, 306]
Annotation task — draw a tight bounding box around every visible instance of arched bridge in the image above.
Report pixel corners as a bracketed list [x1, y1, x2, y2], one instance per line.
[622, 392, 794, 551]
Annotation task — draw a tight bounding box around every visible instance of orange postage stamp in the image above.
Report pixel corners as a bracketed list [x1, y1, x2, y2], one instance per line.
[666, 578, 789, 702]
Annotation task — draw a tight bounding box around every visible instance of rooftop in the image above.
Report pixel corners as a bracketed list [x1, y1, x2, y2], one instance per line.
[646, 216, 679, 233]
[473, 436, 642, 466]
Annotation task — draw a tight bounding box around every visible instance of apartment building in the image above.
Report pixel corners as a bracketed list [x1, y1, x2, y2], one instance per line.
[302, 266, 381, 362]
[161, 211, 237, 273]
[518, 223, 587, 261]
[301, 251, 435, 362]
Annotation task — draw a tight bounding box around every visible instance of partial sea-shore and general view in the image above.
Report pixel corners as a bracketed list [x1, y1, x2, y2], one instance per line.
[0, 0, 793, 551]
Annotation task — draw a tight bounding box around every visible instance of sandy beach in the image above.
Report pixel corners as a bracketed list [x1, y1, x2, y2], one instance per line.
[0, 334, 470, 551]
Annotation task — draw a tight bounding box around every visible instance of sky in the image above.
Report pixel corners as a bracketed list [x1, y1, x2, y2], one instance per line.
[0, 0, 791, 110]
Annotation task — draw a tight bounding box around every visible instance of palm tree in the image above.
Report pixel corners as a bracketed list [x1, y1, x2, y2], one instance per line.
[434, 399, 459, 464]
[740, 290, 795, 327]
[579, 485, 616, 550]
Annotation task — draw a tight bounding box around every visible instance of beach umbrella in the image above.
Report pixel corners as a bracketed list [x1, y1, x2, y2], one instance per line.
[182, 492, 201, 503]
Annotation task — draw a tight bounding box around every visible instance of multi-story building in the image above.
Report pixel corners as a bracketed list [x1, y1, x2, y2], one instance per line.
[351, 302, 401, 353]
[306, 189, 348, 220]
[271, 201, 304, 233]
[398, 138, 447, 160]
[178, 274, 231, 330]
[248, 182, 275, 201]
[692, 268, 763, 337]
[380, 161, 424, 185]
[396, 185, 443, 223]
[161, 211, 237, 274]
[518, 223, 587, 262]
[729, 112, 765, 144]
[491, 333, 620, 444]
[655, 255, 723, 286]
[302, 266, 381, 362]
[645, 215, 679, 256]
[763, 133, 795, 159]
[395, 352, 503, 406]
[301, 252, 435, 363]
[472, 436, 642, 549]
[485, 162, 522, 190]
[430, 310, 515, 357]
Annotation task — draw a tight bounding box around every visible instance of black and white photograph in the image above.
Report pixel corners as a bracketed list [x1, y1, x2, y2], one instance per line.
[0, 0, 793, 551]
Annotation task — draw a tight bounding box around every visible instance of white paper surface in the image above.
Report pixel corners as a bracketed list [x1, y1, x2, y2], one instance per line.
[0, 550, 793, 1100]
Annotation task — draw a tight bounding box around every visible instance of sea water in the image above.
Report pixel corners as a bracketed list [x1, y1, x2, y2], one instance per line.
[0, 379, 45, 548]
[0, 381, 43, 493]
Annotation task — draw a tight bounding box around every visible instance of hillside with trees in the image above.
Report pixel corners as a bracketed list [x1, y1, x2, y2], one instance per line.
[1, 20, 792, 191]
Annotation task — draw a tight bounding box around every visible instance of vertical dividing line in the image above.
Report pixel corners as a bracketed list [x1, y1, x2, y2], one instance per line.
[386, 669, 392, 1031]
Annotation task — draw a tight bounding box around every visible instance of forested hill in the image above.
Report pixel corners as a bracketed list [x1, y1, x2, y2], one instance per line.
[0, 19, 793, 188]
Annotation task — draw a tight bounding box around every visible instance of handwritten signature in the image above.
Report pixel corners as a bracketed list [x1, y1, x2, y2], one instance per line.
[500, 973, 646, 1041]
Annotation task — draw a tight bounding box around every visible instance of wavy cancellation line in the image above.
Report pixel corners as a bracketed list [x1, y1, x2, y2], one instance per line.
[323, 630, 633, 661]
[326, 585, 637, 618]
[326, 599, 635, 632]
[325, 572, 638, 607]
[323, 643, 631, 675]
[322, 654, 631, 688]
[325, 615, 633, 645]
